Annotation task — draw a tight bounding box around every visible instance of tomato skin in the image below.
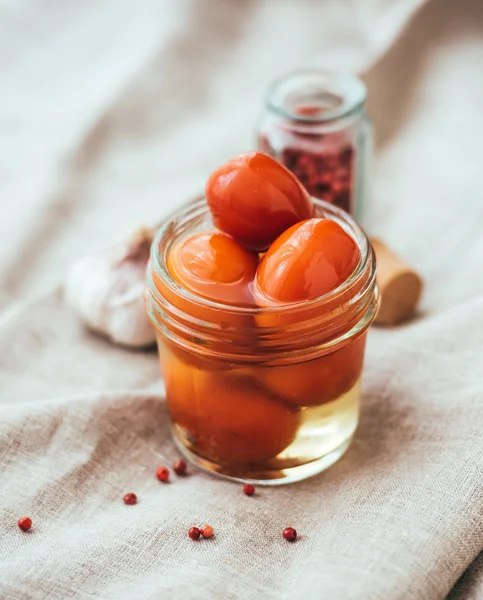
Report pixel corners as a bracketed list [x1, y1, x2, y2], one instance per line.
[206, 152, 314, 251]
[254, 218, 360, 304]
[168, 232, 258, 306]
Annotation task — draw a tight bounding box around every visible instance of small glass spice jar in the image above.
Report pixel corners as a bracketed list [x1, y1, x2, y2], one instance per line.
[146, 196, 378, 485]
[258, 69, 372, 220]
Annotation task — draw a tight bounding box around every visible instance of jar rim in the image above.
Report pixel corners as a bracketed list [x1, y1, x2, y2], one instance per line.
[148, 195, 371, 319]
[264, 69, 366, 125]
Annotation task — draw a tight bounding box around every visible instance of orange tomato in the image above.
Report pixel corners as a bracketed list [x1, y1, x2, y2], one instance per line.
[192, 371, 300, 464]
[152, 232, 258, 337]
[254, 218, 360, 304]
[168, 232, 258, 306]
[206, 152, 314, 251]
[251, 219, 364, 403]
[161, 344, 300, 465]
[257, 333, 367, 407]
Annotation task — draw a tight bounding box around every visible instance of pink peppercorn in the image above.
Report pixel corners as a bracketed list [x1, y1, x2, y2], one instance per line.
[188, 527, 201, 540]
[173, 460, 187, 476]
[260, 136, 354, 213]
[243, 484, 255, 496]
[18, 517, 32, 532]
[258, 70, 373, 219]
[123, 493, 137, 505]
[200, 524, 214, 538]
[156, 466, 170, 482]
[283, 527, 297, 542]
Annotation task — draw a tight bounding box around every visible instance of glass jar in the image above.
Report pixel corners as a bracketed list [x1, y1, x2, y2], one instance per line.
[258, 69, 372, 221]
[146, 196, 378, 485]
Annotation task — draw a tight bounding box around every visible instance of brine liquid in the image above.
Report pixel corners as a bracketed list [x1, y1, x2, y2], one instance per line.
[269, 378, 360, 468]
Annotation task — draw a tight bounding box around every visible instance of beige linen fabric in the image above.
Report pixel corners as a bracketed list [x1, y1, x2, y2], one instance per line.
[1, 0, 483, 598]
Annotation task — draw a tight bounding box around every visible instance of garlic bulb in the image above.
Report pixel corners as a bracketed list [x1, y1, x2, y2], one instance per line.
[64, 227, 156, 348]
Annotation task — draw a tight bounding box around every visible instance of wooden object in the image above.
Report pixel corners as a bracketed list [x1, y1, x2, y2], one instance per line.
[371, 238, 423, 326]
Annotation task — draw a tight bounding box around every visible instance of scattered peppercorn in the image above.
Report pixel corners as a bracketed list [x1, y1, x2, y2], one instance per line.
[188, 527, 201, 541]
[123, 493, 138, 505]
[200, 524, 214, 538]
[18, 517, 32, 532]
[173, 460, 187, 476]
[156, 466, 170, 482]
[283, 527, 297, 542]
[243, 484, 255, 496]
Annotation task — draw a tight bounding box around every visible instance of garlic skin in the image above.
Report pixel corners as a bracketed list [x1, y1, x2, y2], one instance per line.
[64, 228, 156, 348]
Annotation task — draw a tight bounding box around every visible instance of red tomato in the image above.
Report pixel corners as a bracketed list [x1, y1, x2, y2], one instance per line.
[254, 218, 360, 304]
[168, 232, 258, 306]
[206, 152, 314, 251]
